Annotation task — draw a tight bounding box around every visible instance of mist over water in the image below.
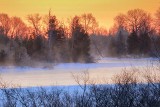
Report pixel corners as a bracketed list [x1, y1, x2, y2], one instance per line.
[0, 57, 157, 87]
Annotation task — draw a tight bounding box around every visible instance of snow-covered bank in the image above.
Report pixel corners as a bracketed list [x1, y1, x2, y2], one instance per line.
[0, 57, 158, 87]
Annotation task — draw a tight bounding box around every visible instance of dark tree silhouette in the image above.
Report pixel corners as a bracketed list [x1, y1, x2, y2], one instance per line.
[139, 31, 151, 54]
[48, 15, 67, 62]
[0, 13, 11, 36]
[71, 16, 92, 63]
[116, 29, 127, 56]
[34, 35, 44, 53]
[0, 27, 9, 45]
[0, 49, 7, 62]
[127, 30, 139, 54]
[48, 16, 57, 46]
[25, 36, 34, 56]
[155, 7, 160, 35]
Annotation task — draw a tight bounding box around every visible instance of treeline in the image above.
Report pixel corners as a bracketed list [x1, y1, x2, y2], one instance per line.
[0, 13, 93, 65]
[92, 8, 160, 57]
[0, 70, 160, 107]
[1, 8, 160, 64]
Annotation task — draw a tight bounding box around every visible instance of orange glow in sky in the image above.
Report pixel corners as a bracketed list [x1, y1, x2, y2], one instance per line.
[0, 0, 160, 29]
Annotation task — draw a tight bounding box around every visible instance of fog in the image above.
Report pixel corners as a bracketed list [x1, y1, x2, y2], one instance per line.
[0, 57, 157, 87]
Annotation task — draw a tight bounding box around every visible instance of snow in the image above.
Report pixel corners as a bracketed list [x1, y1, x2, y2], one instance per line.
[0, 57, 158, 87]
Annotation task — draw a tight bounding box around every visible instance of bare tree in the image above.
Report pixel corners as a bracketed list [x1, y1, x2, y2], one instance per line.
[0, 13, 11, 36]
[127, 9, 152, 35]
[114, 13, 127, 30]
[27, 13, 42, 35]
[72, 70, 92, 107]
[10, 16, 28, 38]
[80, 13, 99, 34]
[155, 7, 160, 35]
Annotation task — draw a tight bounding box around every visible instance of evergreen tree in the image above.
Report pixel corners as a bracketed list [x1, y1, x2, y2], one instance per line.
[108, 36, 117, 56]
[127, 31, 139, 54]
[47, 15, 58, 62]
[56, 26, 70, 62]
[48, 16, 57, 47]
[34, 35, 44, 53]
[116, 30, 126, 56]
[139, 32, 151, 54]
[71, 16, 92, 63]
[26, 36, 34, 56]
[48, 15, 67, 62]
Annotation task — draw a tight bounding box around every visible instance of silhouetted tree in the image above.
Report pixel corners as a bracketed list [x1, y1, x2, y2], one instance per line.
[107, 35, 117, 56]
[27, 14, 42, 35]
[26, 34, 46, 60]
[71, 16, 92, 63]
[127, 9, 151, 35]
[114, 13, 127, 32]
[0, 27, 9, 45]
[127, 30, 139, 54]
[80, 13, 99, 34]
[139, 32, 151, 54]
[155, 7, 160, 35]
[0, 49, 7, 62]
[47, 15, 58, 61]
[150, 36, 160, 57]
[56, 26, 70, 62]
[116, 28, 128, 56]
[0, 13, 11, 36]
[48, 15, 57, 44]
[48, 15, 67, 62]
[34, 35, 44, 52]
[25, 36, 34, 56]
[10, 16, 28, 38]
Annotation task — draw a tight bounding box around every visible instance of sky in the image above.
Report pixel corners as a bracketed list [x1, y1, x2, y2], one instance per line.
[0, 0, 160, 29]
